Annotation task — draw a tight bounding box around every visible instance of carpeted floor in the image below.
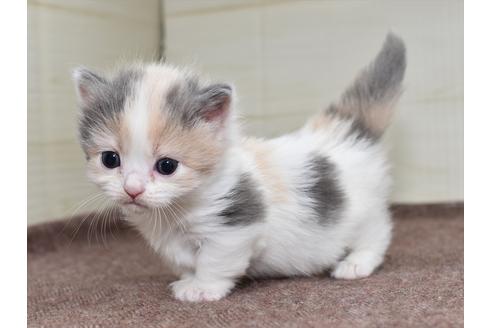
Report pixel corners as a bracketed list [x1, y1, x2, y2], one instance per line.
[27, 204, 463, 328]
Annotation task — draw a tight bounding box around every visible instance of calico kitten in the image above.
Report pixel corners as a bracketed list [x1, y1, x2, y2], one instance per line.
[73, 34, 406, 302]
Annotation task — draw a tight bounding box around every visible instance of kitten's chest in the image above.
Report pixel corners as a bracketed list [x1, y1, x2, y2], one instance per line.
[144, 225, 201, 274]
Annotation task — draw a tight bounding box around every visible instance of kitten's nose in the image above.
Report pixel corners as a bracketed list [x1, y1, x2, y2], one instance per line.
[124, 187, 144, 200]
[124, 174, 145, 199]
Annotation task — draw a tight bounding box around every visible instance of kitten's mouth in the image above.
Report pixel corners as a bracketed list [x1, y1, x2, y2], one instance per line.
[122, 200, 148, 210]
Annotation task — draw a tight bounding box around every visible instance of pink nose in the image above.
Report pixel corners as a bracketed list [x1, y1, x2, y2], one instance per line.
[124, 186, 144, 199]
[124, 173, 146, 200]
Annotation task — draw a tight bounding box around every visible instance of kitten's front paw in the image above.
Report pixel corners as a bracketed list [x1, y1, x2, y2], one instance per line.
[170, 277, 233, 302]
[331, 259, 374, 280]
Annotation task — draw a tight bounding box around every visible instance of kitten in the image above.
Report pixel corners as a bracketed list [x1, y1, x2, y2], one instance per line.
[73, 33, 406, 302]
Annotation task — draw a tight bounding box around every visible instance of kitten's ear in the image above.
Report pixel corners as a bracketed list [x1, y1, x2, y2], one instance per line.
[72, 67, 108, 107]
[198, 83, 233, 123]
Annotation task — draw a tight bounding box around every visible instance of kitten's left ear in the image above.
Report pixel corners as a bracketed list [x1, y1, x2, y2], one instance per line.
[198, 83, 233, 123]
[72, 67, 108, 107]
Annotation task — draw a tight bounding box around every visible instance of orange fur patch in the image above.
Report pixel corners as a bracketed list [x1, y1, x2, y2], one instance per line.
[242, 138, 288, 203]
[307, 113, 338, 132]
[152, 118, 223, 175]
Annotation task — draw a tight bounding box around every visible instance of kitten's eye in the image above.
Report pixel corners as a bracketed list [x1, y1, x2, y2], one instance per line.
[101, 151, 120, 169]
[155, 157, 179, 175]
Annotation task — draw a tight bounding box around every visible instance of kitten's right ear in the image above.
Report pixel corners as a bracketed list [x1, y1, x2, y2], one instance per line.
[72, 67, 108, 107]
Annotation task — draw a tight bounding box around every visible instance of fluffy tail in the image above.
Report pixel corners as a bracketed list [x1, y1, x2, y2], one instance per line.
[312, 33, 406, 140]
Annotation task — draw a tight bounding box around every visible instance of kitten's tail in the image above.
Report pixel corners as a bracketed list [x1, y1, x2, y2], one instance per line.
[307, 33, 406, 140]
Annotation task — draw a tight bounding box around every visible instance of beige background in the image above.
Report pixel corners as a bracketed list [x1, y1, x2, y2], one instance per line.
[28, 0, 162, 224]
[28, 0, 463, 225]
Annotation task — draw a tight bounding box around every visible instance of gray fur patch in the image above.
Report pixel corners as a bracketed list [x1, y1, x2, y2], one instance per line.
[326, 33, 406, 140]
[341, 33, 406, 110]
[305, 155, 345, 225]
[166, 77, 232, 128]
[219, 174, 265, 226]
[347, 116, 376, 141]
[76, 67, 143, 151]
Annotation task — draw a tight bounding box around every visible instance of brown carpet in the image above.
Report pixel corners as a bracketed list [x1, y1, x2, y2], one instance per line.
[28, 204, 463, 328]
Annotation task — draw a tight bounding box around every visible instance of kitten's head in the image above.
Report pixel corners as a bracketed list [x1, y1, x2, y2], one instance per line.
[73, 64, 235, 213]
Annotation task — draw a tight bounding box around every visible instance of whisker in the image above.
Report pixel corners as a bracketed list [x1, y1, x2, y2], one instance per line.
[100, 203, 112, 248]
[157, 210, 163, 235]
[153, 207, 162, 238]
[67, 194, 107, 246]
[167, 203, 186, 234]
[107, 203, 118, 242]
[63, 193, 105, 239]
[88, 197, 111, 246]
[158, 206, 163, 236]
[151, 208, 157, 241]
[104, 201, 118, 245]
[171, 203, 186, 233]
[68, 211, 92, 247]
[163, 205, 177, 231]
[67, 192, 104, 218]
[157, 206, 174, 232]
[172, 202, 187, 219]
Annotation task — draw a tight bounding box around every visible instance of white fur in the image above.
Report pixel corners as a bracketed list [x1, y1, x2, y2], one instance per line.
[121, 117, 392, 302]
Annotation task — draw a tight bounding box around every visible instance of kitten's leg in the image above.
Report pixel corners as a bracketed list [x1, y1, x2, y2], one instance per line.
[332, 210, 392, 279]
[170, 233, 254, 302]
